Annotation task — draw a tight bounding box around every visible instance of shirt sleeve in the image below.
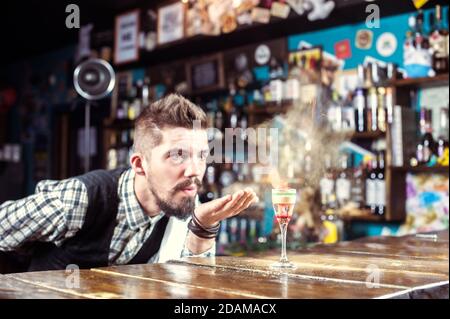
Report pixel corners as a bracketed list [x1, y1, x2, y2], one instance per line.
[180, 223, 216, 258]
[180, 241, 216, 258]
[0, 178, 89, 251]
[180, 198, 216, 258]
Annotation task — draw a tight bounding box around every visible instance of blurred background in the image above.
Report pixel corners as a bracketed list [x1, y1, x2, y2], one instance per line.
[0, 0, 448, 256]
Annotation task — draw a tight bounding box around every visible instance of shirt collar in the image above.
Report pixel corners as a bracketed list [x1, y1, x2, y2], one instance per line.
[119, 168, 163, 230]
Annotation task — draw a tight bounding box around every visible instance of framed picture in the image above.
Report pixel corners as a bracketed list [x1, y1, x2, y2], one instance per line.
[157, 2, 186, 45]
[186, 54, 225, 94]
[289, 46, 322, 72]
[114, 10, 140, 65]
[288, 46, 323, 84]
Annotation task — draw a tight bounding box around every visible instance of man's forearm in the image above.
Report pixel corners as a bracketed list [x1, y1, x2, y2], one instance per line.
[186, 230, 215, 255]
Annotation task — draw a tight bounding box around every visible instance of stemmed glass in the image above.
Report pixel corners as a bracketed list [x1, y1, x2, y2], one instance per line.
[271, 188, 297, 269]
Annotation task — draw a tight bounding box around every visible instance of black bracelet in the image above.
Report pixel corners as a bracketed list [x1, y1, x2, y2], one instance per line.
[192, 213, 220, 232]
[188, 213, 220, 239]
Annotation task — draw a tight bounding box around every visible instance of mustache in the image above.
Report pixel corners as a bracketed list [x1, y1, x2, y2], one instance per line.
[173, 178, 202, 192]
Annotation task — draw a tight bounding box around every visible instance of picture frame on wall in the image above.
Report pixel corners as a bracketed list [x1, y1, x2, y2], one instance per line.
[186, 53, 225, 94]
[157, 2, 186, 45]
[114, 10, 140, 65]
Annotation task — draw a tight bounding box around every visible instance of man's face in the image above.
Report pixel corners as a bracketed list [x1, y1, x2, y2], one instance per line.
[144, 127, 209, 220]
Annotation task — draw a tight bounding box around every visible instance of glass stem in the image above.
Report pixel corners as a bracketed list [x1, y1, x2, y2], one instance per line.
[279, 222, 288, 263]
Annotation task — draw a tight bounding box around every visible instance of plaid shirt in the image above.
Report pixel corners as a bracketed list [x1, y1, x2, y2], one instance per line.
[0, 169, 214, 265]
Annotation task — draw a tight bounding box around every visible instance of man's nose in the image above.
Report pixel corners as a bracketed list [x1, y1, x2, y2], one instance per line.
[184, 158, 202, 177]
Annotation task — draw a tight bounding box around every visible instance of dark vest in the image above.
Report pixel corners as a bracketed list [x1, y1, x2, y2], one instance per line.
[25, 169, 169, 272]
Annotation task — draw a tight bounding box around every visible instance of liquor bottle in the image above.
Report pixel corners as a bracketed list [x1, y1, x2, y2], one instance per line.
[416, 108, 436, 165]
[336, 154, 351, 208]
[200, 165, 219, 203]
[350, 154, 365, 209]
[377, 87, 387, 133]
[354, 88, 366, 133]
[319, 154, 335, 210]
[232, 162, 242, 182]
[429, 5, 449, 74]
[357, 64, 366, 88]
[219, 162, 236, 189]
[249, 219, 258, 245]
[116, 101, 127, 120]
[243, 162, 253, 182]
[386, 87, 394, 125]
[437, 107, 449, 159]
[106, 133, 118, 170]
[229, 218, 239, 243]
[239, 219, 248, 245]
[218, 219, 229, 254]
[286, 55, 301, 103]
[367, 88, 378, 132]
[341, 89, 356, 132]
[321, 208, 344, 244]
[239, 112, 248, 141]
[327, 91, 343, 132]
[229, 107, 239, 132]
[375, 151, 386, 216]
[215, 110, 224, 141]
[142, 77, 150, 107]
[365, 156, 377, 215]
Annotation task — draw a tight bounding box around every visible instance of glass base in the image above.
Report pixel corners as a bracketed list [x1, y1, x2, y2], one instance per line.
[270, 260, 297, 269]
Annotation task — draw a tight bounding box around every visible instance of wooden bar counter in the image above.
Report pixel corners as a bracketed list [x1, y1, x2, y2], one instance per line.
[1, 231, 448, 299]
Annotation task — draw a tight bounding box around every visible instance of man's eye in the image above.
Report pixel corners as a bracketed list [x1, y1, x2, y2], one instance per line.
[169, 149, 188, 163]
[199, 151, 209, 161]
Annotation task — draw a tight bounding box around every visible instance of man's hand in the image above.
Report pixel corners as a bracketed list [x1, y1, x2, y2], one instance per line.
[195, 188, 259, 228]
[186, 188, 259, 255]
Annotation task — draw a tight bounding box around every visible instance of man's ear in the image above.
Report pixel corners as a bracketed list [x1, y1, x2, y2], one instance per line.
[130, 153, 146, 176]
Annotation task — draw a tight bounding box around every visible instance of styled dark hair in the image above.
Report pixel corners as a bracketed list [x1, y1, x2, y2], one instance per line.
[133, 94, 207, 154]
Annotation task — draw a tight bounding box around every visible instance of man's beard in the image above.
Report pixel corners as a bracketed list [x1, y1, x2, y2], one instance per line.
[147, 176, 202, 220]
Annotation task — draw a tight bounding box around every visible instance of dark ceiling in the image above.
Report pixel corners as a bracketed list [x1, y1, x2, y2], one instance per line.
[0, 0, 147, 64]
[0, 0, 447, 67]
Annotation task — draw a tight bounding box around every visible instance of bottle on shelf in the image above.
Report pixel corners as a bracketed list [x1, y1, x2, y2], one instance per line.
[437, 107, 449, 163]
[350, 154, 365, 209]
[365, 156, 377, 215]
[199, 165, 219, 203]
[336, 155, 351, 207]
[375, 151, 386, 216]
[285, 54, 301, 103]
[214, 110, 224, 141]
[377, 87, 387, 133]
[106, 133, 118, 170]
[116, 101, 128, 120]
[385, 87, 394, 125]
[320, 207, 344, 244]
[336, 154, 351, 208]
[217, 219, 229, 255]
[319, 154, 336, 211]
[354, 88, 367, 133]
[416, 108, 436, 165]
[429, 5, 449, 74]
[219, 162, 236, 190]
[142, 77, 151, 108]
[239, 219, 248, 245]
[327, 91, 343, 132]
[366, 87, 378, 132]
